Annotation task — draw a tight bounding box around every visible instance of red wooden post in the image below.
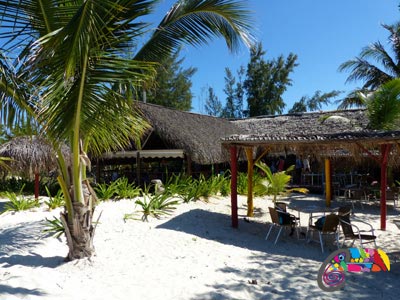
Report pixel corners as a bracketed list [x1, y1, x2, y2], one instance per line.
[230, 146, 238, 228]
[34, 172, 39, 200]
[380, 144, 391, 231]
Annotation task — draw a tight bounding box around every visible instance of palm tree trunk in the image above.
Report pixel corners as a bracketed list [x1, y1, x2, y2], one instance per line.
[60, 180, 98, 260]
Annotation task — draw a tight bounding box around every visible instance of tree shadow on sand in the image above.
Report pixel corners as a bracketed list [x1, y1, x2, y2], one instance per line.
[0, 284, 46, 298]
[0, 220, 65, 268]
[0, 221, 46, 255]
[157, 208, 400, 300]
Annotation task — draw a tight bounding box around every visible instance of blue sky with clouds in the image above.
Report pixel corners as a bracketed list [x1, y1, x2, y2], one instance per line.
[151, 1, 399, 114]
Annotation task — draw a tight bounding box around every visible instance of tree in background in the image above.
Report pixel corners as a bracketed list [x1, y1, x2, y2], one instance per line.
[244, 42, 298, 117]
[288, 90, 342, 113]
[221, 66, 245, 118]
[204, 86, 223, 117]
[146, 49, 196, 111]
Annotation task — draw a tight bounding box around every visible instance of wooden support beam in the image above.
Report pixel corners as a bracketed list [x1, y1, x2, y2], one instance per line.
[324, 159, 332, 207]
[230, 146, 238, 228]
[380, 144, 391, 231]
[245, 147, 254, 217]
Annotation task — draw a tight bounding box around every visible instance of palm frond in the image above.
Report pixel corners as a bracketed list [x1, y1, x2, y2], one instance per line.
[361, 42, 399, 78]
[134, 0, 255, 62]
[367, 79, 400, 130]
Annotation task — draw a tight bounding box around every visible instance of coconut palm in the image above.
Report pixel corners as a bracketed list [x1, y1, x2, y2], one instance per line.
[254, 162, 308, 203]
[339, 22, 400, 90]
[337, 22, 400, 110]
[366, 78, 400, 130]
[0, 0, 254, 260]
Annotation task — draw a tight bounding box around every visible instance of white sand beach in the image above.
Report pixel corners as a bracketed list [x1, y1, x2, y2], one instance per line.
[1, 194, 400, 300]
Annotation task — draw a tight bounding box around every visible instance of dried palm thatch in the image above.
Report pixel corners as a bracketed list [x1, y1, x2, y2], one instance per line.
[0, 135, 69, 178]
[136, 102, 245, 164]
[228, 108, 400, 165]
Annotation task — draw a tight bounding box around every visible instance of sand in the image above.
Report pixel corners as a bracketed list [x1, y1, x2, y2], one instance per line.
[1, 194, 400, 300]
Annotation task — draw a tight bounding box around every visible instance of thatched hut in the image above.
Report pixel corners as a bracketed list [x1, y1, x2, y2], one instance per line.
[222, 111, 400, 231]
[96, 102, 244, 184]
[0, 136, 69, 198]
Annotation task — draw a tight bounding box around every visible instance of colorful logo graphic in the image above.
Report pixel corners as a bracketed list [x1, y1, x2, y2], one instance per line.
[317, 247, 390, 292]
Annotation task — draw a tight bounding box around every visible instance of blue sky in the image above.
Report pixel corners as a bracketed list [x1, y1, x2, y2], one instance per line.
[152, 0, 399, 114]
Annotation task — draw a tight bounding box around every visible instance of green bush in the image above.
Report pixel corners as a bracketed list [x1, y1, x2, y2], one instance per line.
[44, 187, 65, 210]
[42, 216, 65, 238]
[1, 186, 40, 214]
[113, 177, 142, 200]
[124, 185, 180, 222]
[94, 181, 118, 201]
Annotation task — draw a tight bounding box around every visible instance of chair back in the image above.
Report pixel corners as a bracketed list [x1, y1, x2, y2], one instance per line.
[338, 213, 354, 237]
[321, 214, 339, 233]
[338, 206, 351, 216]
[274, 202, 287, 212]
[268, 207, 280, 224]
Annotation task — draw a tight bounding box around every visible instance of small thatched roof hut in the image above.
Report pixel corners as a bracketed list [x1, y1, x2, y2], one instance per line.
[0, 136, 66, 177]
[0, 135, 70, 198]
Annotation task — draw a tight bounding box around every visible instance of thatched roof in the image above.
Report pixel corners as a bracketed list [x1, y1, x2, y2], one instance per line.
[0, 136, 69, 177]
[135, 102, 244, 165]
[232, 108, 369, 136]
[224, 109, 400, 164]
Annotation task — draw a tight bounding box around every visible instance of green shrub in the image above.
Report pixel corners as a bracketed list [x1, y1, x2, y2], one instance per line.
[44, 186, 65, 210]
[236, 171, 264, 195]
[42, 216, 65, 238]
[94, 181, 118, 201]
[124, 185, 180, 222]
[237, 172, 249, 195]
[113, 177, 142, 200]
[1, 186, 40, 214]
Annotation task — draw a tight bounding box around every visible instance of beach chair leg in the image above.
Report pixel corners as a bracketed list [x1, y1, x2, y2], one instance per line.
[335, 233, 340, 249]
[265, 224, 274, 241]
[319, 232, 324, 253]
[274, 227, 283, 245]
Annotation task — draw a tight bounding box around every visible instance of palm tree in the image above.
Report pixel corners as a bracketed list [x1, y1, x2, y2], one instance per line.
[254, 162, 308, 203]
[366, 78, 400, 130]
[339, 22, 400, 90]
[337, 22, 400, 109]
[0, 0, 254, 260]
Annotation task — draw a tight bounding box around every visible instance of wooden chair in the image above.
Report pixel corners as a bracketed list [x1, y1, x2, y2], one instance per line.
[266, 207, 299, 244]
[307, 214, 340, 253]
[338, 206, 377, 248]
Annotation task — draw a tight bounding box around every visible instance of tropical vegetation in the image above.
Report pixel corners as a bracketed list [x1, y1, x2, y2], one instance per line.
[0, 0, 254, 260]
[254, 162, 308, 202]
[338, 22, 400, 109]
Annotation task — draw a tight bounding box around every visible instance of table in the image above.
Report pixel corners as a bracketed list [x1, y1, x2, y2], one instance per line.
[288, 202, 338, 242]
[288, 203, 337, 226]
